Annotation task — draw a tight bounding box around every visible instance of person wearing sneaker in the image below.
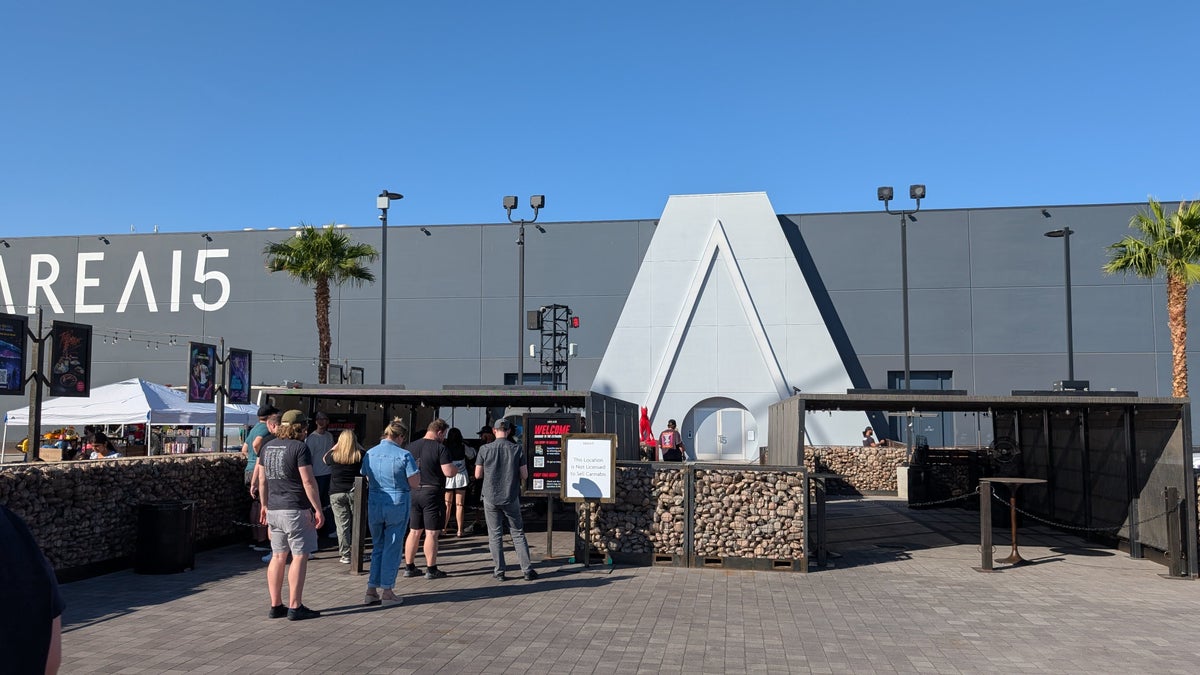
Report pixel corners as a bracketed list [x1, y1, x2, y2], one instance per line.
[361, 418, 419, 606]
[258, 409, 325, 621]
[324, 429, 365, 564]
[476, 418, 538, 582]
[402, 418, 457, 580]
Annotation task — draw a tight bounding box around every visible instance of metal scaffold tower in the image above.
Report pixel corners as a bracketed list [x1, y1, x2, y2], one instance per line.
[537, 304, 572, 390]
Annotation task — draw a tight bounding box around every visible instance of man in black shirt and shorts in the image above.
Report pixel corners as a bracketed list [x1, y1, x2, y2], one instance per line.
[258, 409, 325, 620]
[402, 418, 457, 579]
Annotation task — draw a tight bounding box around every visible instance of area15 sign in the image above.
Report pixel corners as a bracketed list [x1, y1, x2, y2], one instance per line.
[522, 413, 581, 496]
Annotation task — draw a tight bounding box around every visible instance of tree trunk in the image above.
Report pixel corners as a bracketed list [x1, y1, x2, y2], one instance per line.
[1166, 272, 1189, 398]
[315, 278, 331, 385]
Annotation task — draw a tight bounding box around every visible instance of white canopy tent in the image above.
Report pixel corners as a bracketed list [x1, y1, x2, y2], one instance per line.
[2, 378, 257, 461]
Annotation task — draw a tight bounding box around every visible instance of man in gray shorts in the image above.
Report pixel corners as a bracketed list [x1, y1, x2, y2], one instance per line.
[258, 409, 325, 620]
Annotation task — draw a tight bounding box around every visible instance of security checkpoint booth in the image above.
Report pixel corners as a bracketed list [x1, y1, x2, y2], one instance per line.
[769, 391, 1198, 578]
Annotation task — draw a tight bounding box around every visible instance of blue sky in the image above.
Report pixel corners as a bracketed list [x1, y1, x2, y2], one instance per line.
[2, 1, 1197, 235]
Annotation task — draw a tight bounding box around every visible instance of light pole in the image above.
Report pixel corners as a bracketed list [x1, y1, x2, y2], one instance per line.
[504, 194, 545, 386]
[377, 190, 403, 384]
[1045, 225, 1075, 382]
[878, 184, 925, 457]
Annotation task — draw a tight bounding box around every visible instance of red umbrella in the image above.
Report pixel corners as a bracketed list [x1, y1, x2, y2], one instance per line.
[639, 406, 657, 460]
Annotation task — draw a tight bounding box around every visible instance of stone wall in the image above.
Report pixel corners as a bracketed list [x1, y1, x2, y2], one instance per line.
[0, 455, 246, 572]
[804, 445, 906, 494]
[578, 463, 806, 564]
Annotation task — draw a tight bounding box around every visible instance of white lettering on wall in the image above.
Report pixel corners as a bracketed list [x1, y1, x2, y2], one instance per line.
[116, 251, 158, 313]
[192, 249, 230, 311]
[0, 248, 232, 316]
[0, 257, 14, 313]
[170, 250, 182, 312]
[75, 252, 105, 313]
[27, 254, 64, 314]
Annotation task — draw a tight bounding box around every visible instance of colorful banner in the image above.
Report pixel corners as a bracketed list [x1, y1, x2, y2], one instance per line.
[187, 342, 216, 403]
[0, 313, 28, 395]
[227, 348, 252, 404]
[49, 321, 92, 397]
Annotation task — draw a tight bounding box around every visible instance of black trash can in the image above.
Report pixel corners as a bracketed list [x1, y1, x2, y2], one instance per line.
[135, 500, 197, 574]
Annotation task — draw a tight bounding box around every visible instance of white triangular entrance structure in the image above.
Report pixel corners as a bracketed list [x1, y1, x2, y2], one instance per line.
[592, 192, 865, 456]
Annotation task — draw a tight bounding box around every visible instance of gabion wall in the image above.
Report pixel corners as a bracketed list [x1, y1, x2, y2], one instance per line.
[803, 445, 906, 494]
[693, 469, 805, 560]
[578, 463, 806, 564]
[0, 455, 246, 571]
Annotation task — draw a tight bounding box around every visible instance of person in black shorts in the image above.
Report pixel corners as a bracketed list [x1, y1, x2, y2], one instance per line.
[402, 418, 458, 579]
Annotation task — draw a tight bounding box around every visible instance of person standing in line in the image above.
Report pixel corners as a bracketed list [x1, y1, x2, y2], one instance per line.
[475, 418, 538, 582]
[443, 427, 470, 538]
[401, 418, 457, 579]
[323, 429, 365, 564]
[360, 418, 419, 606]
[305, 411, 335, 538]
[258, 409, 324, 621]
[0, 504, 64, 674]
[659, 419, 685, 462]
[244, 405, 278, 552]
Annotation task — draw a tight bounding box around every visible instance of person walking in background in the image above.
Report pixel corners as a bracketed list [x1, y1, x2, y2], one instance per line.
[324, 429, 365, 564]
[258, 409, 324, 621]
[443, 427, 470, 538]
[475, 418, 537, 582]
[658, 419, 685, 461]
[305, 411, 335, 538]
[360, 418, 419, 606]
[402, 418, 457, 579]
[0, 504, 64, 674]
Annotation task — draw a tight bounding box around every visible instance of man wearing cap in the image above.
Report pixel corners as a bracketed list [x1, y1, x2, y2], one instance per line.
[475, 418, 537, 581]
[305, 411, 335, 538]
[257, 409, 324, 621]
[401, 418, 457, 579]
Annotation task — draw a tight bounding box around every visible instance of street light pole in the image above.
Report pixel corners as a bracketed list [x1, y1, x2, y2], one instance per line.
[377, 190, 403, 385]
[1045, 226, 1075, 381]
[878, 184, 925, 458]
[504, 195, 545, 386]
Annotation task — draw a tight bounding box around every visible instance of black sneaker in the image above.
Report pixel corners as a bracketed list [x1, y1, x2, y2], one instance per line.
[493, 572, 506, 581]
[425, 568, 447, 579]
[523, 569, 539, 581]
[402, 566, 421, 578]
[287, 604, 321, 621]
[268, 604, 287, 619]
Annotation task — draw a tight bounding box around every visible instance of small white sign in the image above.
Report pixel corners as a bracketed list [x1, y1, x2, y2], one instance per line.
[561, 434, 616, 503]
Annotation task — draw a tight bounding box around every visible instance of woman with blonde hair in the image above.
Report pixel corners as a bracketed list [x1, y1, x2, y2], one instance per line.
[323, 429, 364, 564]
[360, 418, 419, 606]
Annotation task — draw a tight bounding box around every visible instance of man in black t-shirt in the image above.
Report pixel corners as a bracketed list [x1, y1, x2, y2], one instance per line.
[402, 418, 457, 579]
[258, 409, 325, 621]
[0, 505, 64, 673]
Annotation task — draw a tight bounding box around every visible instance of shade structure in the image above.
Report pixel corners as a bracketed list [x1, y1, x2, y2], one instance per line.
[3, 378, 257, 427]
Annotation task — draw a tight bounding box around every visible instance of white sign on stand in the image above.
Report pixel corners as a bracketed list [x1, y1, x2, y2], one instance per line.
[560, 433, 617, 503]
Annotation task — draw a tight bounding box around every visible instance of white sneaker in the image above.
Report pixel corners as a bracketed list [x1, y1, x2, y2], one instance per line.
[339, 555, 351, 564]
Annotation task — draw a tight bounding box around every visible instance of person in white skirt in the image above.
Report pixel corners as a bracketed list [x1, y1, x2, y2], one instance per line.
[442, 427, 471, 537]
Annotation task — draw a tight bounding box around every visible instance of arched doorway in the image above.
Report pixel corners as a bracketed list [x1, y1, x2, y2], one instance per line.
[685, 398, 758, 462]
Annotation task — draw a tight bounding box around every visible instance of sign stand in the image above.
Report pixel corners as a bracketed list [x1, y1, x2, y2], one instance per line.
[560, 433, 617, 573]
[521, 413, 580, 561]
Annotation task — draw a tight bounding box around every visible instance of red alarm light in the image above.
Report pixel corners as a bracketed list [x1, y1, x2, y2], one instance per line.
[571, 317, 580, 328]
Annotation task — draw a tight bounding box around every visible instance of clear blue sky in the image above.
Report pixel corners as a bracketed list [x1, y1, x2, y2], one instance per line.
[2, 1, 1197, 236]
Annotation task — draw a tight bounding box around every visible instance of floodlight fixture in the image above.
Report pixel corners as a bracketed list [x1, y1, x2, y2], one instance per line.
[877, 186, 894, 202]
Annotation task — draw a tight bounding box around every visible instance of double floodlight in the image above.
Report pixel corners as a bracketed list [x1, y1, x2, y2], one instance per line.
[877, 185, 926, 202]
[503, 194, 545, 217]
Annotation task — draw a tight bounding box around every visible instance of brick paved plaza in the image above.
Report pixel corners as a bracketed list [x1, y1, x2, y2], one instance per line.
[58, 498, 1200, 674]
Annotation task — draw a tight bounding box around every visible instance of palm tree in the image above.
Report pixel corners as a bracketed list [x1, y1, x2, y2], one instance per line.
[264, 223, 378, 384]
[1103, 198, 1200, 398]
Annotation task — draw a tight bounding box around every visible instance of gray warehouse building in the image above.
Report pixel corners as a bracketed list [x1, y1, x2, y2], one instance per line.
[0, 192, 1191, 459]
